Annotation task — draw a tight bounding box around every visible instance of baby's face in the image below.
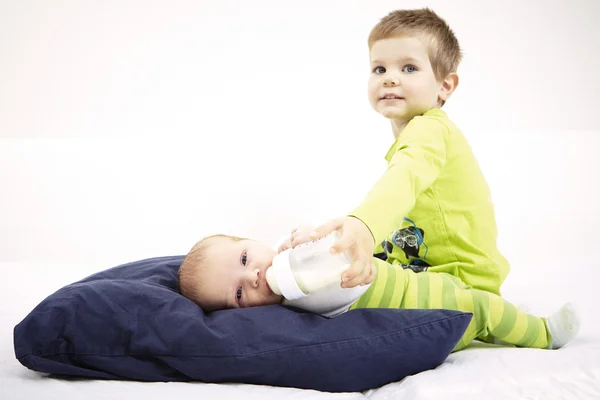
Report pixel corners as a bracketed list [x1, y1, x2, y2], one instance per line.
[198, 237, 283, 310]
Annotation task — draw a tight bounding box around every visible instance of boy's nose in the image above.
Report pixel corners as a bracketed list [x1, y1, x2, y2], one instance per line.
[383, 77, 400, 86]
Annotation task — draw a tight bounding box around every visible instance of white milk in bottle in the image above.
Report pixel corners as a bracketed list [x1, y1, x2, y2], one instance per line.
[265, 231, 352, 300]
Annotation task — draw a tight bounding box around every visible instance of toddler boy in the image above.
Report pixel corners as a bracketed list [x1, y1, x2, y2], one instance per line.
[286, 8, 510, 296]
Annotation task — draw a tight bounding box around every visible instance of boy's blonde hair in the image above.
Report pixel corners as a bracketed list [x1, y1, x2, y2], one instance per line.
[177, 234, 246, 309]
[368, 8, 462, 82]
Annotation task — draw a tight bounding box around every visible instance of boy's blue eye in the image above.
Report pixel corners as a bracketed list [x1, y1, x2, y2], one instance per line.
[236, 287, 242, 301]
[241, 251, 247, 266]
[373, 66, 386, 74]
[403, 65, 417, 73]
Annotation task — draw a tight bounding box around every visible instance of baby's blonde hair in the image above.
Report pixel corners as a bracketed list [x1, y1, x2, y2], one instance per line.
[177, 234, 246, 310]
[368, 8, 462, 82]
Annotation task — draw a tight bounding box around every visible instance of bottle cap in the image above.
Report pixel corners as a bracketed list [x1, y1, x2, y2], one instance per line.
[266, 249, 307, 300]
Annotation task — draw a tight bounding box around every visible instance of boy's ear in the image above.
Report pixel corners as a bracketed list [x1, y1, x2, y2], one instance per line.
[439, 72, 459, 102]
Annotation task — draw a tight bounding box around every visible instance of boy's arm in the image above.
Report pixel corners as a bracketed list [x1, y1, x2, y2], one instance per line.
[350, 117, 448, 245]
[298, 117, 448, 289]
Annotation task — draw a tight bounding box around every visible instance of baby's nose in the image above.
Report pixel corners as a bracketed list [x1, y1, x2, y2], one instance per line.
[245, 268, 260, 287]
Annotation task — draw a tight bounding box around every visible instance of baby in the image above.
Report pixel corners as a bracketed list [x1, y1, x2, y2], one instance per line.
[178, 234, 580, 352]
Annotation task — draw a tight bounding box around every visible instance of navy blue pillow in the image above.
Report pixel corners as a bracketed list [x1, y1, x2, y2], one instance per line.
[14, 256, 471, 393]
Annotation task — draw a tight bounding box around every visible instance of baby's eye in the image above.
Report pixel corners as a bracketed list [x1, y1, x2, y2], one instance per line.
[373, 66, 386, 74]
[241, 251, 247, 266]
[403, 65, 417, 73]
[236, 287, 243, 302]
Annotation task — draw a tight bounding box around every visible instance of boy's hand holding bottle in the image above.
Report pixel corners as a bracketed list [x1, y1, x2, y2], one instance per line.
[281, 217, 376, 288]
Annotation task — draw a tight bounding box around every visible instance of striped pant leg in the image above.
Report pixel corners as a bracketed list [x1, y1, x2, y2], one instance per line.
[463, 287, 551, 350]
[411, 272, 552, 351]
[349, 261, 551, 352]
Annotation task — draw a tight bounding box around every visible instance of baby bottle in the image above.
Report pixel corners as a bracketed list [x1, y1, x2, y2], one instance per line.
[265, 231, 352, 300]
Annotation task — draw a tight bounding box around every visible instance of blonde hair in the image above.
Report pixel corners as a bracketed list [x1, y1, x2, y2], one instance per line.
[368, 8, 462, 82]
[177, 234, 246, 310]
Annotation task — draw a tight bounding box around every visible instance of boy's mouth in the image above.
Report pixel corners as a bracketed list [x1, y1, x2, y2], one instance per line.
[380, 93, 404, 101]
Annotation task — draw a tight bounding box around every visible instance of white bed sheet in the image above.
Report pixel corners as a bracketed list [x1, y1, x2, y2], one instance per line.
[2, 262, 599, 400]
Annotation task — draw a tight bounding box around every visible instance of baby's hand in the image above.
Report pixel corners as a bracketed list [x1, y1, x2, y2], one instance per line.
[277, 224, 315, 253]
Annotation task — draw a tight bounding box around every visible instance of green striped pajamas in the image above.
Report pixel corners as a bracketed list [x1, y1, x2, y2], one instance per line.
[349, 259, 552, 352]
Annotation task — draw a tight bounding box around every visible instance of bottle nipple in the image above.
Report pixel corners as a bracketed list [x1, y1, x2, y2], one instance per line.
[268, 250, 308, 300]
[265, 267, 282, 296]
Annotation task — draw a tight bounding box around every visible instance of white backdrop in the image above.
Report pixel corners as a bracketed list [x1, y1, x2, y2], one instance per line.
[1, 0, 600, 335]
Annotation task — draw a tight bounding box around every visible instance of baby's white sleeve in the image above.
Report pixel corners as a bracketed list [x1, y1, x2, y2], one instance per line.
[283, 284, 370, 318]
